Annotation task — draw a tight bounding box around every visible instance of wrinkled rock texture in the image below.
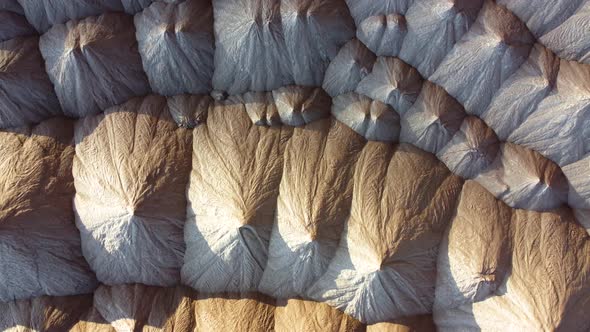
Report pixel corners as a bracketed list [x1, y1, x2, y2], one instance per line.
[0, 118, 97, 302]
[73, 96, 192, 286]
[0, 0, 589, 330]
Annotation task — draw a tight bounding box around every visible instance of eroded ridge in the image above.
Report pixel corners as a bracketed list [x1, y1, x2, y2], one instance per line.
[0, 0, 589, 329]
